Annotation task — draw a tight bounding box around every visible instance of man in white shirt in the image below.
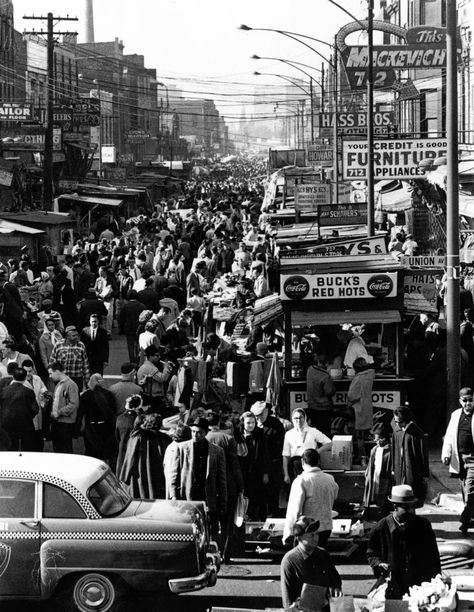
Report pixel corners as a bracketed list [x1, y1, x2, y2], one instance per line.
[283, 448, 339, 548]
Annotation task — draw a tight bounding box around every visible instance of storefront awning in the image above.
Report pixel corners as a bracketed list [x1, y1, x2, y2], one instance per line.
[0, 219, 44, 234]
[57, 194, 124, 207]
[292, 310, 401, 327]
[377, 182, 413, 213]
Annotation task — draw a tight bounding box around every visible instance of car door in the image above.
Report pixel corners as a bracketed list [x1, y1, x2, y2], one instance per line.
[0, 478, 40, 596]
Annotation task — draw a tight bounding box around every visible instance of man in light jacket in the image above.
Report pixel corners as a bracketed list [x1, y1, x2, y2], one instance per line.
[283, 448, 339, 548]
[442, 386, 474, 535]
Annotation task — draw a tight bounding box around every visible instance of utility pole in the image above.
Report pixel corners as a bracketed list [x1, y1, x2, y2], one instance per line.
[23, 13, 77, 211]
[446, 0, 460, 417]
[366, 0, 375, 236]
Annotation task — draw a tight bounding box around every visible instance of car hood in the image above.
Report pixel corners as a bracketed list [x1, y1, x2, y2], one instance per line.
[130, 499, 205, 526]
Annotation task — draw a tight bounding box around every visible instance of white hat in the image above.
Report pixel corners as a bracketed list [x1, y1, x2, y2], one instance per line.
[250, 401, 267, 416]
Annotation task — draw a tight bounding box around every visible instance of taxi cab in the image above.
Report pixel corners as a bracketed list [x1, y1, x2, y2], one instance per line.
[0, 452, 220, 611]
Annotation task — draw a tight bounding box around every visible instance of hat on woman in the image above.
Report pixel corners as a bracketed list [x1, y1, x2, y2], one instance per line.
[388, 484, 417, 505]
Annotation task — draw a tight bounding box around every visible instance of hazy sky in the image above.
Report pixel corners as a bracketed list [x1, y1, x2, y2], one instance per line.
[13, 0, 366, 119]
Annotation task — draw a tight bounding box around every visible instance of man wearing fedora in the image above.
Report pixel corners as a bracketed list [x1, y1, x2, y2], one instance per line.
[442, 387, 474, 535]
[281, 515, 342, 609]
[367, 484, 440, 600]
[169, 416, 227, 542]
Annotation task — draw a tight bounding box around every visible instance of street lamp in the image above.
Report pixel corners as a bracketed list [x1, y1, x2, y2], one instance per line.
[252, 55, 322, 141]
[254, 71, 310, 145]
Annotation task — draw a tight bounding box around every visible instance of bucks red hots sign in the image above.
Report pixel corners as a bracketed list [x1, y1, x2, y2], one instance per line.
[281, 272, 398, 300]
[335, 20, 461, 90]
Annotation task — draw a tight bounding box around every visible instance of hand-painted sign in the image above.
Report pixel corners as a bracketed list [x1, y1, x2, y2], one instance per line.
[343, 138, 447, 179]
[318, 202, 367, 226]
[281, 272, 398, 300]
[290, 390, 401, 410]
[295, 183, 330, 212]
[280, 235, 387, 259]
[404, 271, 441, 314]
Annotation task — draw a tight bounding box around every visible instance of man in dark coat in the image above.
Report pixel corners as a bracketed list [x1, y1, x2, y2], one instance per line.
[77, 288, 108, 331]
[118, 290, 146, 362]
[137, 277, 161, 313]
[392, 406, 429, 504]
[0, 366, 38, 451]
[251, 401, 284, 517]
[169, 417, 227, 540]
[367, 484, 440, 599]
[80, 314, 110, 375]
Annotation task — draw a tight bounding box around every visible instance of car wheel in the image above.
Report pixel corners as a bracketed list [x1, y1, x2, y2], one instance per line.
[72, 573, 117, 612]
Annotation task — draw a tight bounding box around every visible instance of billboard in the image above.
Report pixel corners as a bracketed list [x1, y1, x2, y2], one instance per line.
[342, 138, 447, 179]
[319, 111, 394, 138]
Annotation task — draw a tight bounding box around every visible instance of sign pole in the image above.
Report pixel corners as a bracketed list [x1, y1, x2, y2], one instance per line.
[446, 0, 460, 417]
[366, 0, 375, 236]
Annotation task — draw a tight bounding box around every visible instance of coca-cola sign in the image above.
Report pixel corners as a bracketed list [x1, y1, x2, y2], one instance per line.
[367, 274, 394, 298]
[283, 275, 310, 300]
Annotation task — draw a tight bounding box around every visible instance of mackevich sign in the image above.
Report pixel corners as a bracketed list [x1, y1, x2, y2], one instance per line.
[343, 138, 447, 179]
[290, 390, 401, 411]
[280, 235, 387, 260]
[281, 272, 398, 301]
[336, 21, 460, 90]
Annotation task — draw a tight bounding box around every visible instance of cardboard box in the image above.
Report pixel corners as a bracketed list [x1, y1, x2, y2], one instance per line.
[331, 435, 353, 470]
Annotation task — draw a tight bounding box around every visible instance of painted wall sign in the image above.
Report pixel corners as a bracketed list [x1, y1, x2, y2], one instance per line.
[343, 138, 447, 179]
[0, 103, 32, 121]
[281, 272, 398, 301]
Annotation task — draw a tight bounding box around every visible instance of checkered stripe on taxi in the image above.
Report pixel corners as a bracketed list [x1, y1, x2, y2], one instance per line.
[0, 469, 101, 519]
[0, 531, 195, 542]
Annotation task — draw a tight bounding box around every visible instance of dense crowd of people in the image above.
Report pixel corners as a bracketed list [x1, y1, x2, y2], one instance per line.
[0, 156, 470, 606]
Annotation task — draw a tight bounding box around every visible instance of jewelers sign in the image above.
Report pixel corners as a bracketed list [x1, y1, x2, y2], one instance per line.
[281, 272, 398, 301]
[343, 138, 447, 179]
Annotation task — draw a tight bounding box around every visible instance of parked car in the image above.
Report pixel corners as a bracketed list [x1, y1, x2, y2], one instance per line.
[0, 452, 220, 611]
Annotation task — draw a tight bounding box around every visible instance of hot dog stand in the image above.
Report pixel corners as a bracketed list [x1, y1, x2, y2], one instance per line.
[279, 249, 410, 421]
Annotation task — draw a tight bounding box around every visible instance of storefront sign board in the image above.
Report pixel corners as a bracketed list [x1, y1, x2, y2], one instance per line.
[290, 390, 401, 411]
[281, 272, 398, 301]
[307, 145, 334, 167]
[404, 271, 441, 314]
[319, 111, 394, 138]
[342, 138, 447, 180]
[0, 103, 32, 121]
[295, 183, 330, 212]
[281, 235, 387, 259]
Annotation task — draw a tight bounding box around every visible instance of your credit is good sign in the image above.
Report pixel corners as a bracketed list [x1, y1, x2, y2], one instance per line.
[343, 138, 447, 179]
[281, 272, 398, 300]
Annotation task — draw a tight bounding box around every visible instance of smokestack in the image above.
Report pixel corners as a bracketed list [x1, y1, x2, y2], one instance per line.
[85, 0, 95, 43]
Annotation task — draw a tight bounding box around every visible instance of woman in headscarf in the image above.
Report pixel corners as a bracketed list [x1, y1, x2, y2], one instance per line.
[37, 271, 53, 308]
[119, 413, 171, 499]
[78, 373, 116, 463]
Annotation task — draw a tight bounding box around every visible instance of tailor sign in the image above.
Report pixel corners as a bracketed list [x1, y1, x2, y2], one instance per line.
[0, 103, 32, 121]
[343, 138, 447, 179]
[281, 272, 398, 301]
[290, 390, 401, 411]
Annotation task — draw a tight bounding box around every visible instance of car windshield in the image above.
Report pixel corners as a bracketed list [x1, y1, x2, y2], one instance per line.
[88, 471, 132, 517]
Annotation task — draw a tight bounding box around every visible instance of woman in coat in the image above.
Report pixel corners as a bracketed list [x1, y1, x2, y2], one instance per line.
[235, 410, 271, 521]
[347, 357, 376, 465]
[119, 413, 171, 500]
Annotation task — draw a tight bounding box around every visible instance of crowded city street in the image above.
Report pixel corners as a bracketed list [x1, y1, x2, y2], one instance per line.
[0, 0, 474, 611]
